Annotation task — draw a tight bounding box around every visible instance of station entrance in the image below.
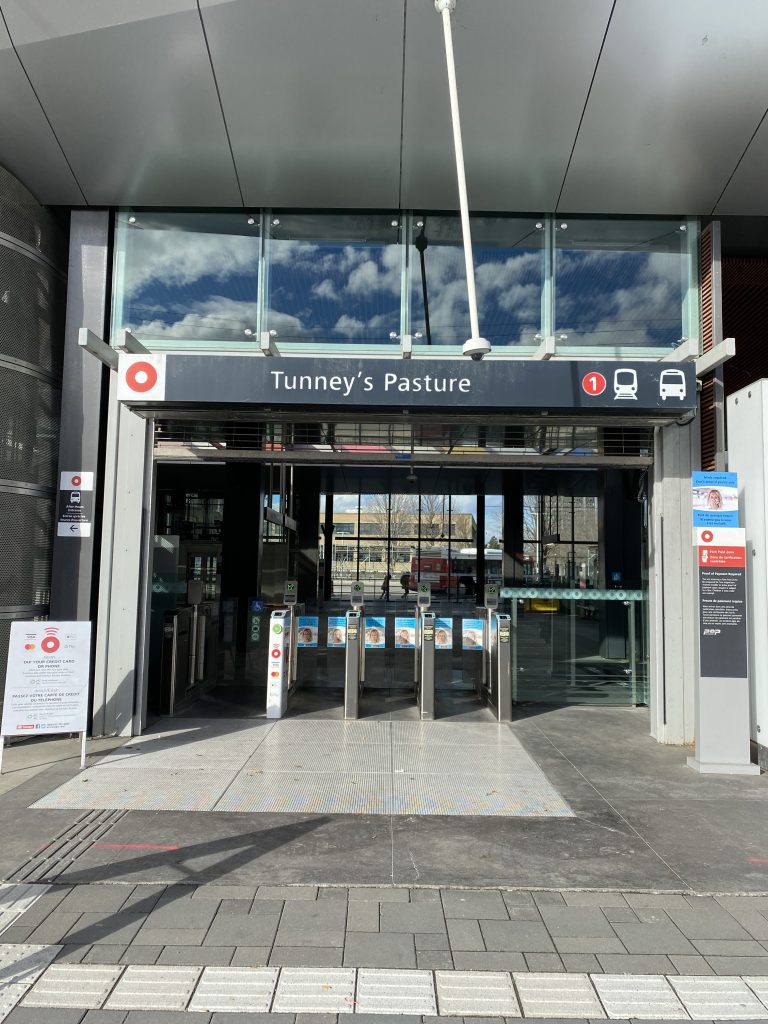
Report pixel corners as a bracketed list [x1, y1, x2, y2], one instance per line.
[144, 416, 650, 724]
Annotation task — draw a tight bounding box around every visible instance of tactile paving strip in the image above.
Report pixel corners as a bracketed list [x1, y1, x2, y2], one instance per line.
[32, 768, 237, 811]
[272, 966, 356, 1013]
[355, 968, 437, 1015]
[188, 966, 279, 1012]
[669, 975, 767, 1019]
[23, 963, 123, 1008]
[214, 770, 393, 814]
[105, 964, 201, 1010]
[590, 974, 688, 1019]
[514, 971, 605, 1018]
[435, 969, 520, 1017]
[244, 743, 392, 774]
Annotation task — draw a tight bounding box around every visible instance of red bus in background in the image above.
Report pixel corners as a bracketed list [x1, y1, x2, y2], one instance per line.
[409, 547, 502, 595]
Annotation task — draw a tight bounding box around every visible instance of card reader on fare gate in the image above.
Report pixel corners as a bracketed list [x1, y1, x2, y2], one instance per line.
[283, 580, 298, 606]
[484, 583, 499, 610]
[350, 581, 364, 608]
[416, 582, 431, 609]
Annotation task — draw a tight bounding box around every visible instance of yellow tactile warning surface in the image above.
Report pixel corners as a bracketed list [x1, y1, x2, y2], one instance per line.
[32, 718, 573, 818]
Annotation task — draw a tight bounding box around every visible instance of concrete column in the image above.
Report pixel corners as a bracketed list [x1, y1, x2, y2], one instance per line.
[49, 211, 110, 620]
[649, 420, 700, 744]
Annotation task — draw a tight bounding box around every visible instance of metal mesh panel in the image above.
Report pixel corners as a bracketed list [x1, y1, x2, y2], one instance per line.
[0, 246, 65, 373]
[0, 491, 55, 607]
[0, 166, 66, 265]
[0, 367, 60, 485]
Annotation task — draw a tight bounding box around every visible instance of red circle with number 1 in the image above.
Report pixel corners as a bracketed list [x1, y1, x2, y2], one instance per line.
[582, 371, 607, 396]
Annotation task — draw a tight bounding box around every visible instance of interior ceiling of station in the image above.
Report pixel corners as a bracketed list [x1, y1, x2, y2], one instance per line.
[1, 0, 768, 216]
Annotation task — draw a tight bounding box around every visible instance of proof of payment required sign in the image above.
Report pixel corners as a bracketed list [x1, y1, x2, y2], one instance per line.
[696, 527, 747, 678]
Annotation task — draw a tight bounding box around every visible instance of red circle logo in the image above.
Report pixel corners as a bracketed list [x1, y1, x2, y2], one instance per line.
[71, 475, 81, 486]
[41, 636, 60, 654]
[125, 361, 158, 393]
[582, 372, 607, 396]
[701, 529, 714, 543]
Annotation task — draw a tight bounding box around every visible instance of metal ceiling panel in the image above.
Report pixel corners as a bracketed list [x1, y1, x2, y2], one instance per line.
[0, 18, 83, 204]
[0, 0, 195, 43]
[400, 0, 613, 212]
[3, 6, 241, 206]
[199, 0, 406, 208]
[714, 115, 768, 215]
[560, 0, 768, 214]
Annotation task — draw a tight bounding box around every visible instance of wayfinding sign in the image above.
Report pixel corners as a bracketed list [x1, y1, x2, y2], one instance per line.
[1, 622, 91, 772]
[57, 471, 94, 538]
[696, 527, 748, 679]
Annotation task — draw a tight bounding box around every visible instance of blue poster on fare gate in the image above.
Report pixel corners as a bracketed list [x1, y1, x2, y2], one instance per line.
[691, 472, 739, 528]
[327, 616, 347, 648]
[297, 616, 318, 647]
[435, 617, 453, 650]
[395, 617, 415, 648]
[365, 617, 386, 649]
[462, 618, 484, 651]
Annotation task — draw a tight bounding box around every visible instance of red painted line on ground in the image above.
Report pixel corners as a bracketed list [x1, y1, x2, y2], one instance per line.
[747, 857, 768, 863]
[92, 842, 180, 851]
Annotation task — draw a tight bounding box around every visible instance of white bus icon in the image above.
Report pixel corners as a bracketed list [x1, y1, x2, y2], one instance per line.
[613, 368, 638, 400]
[659, 368, 687, 400]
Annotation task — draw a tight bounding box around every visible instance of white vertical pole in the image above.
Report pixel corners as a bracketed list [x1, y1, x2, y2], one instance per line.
[80, 731, 87, 770]
[436, 0, 481, 342]
[0, 736, 5, 776]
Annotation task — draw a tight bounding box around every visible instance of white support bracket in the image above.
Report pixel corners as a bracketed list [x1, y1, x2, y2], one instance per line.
[78, 327, 119, 369]
[260, 331, 279, 356]
[401, 334, 413, 360]
[696, 337, 736, 377]
[113, 328, 148, 354]
[532, 335, 556, 360]
[661, 337, 699, 362]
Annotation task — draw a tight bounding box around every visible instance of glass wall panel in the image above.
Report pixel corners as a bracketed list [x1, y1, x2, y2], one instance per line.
[409, 216, 544, 348]
[554, 219, 692, 351]
[113, 211, 261, 346]
[264, 213, 402, 345]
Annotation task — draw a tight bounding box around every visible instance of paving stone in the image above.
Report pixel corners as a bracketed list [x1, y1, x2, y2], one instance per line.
[83, 947, 128, 965]
[294, 1015, 338, 1024]
[683, 895, 719, 908]
[343, 932, 415, 968]
[346, 902, 379, 933]
[119, 889, 165, 915]
[250, 900, 285, 917]
[24, 964, 124, 1009]
[318, 888, 347, 901]
[435, 970, 519, 1017]
[211, 900, 253, 918]
[58, 889, 134, 914]
[81, 1013, 128, 1024]
[442, 891, 509, 920]
[524, 953, 565, 972]
[692, 939, 768, 956]
[603, 908, 639, 924]
[447, 919, 485, 951]
[230, 947, 271, 967]
[380, 902, 446, 934]
[353, 1016, 422, 1024]
[269, 948, 344, 968]
[156, 947, 234, 966]
[668, 953, 715, 975]
[410, 890, 441, 902]
[123, 1014, 211, 1024]
[560, 954, 601, 973]
[275, 902, 346, 948]
[554, 938, 626, 955]
[27, 914, 84, 945]
[415, 932, 450, 950]
[10, 890, 72, 927]
[356, 968, 436, 1015]
[204, 912, 280, 947]
[54, 946, 91, 964]
[348, 889, 409, 903]
[0, 925, 35, 943]
[5, 1011, 88, 1024]
[508, 907, 544, 922]
[131, 929, 207, 946]
[451, 953, 526, 971]
[191, 886, 256, 901]
[514, 972, 604, 1018]
[590, 975, 687, 1019]
[65, 914, 145, 946]
[562, 893, 629, 908]
[105, 965, 201, 1011]
[144, 900, 218, 931]
[532, 893, 566, 907]
[539, 908, 616, 939]
[501, 892, 535, 907]
[417, 951, 454, 969]
[211, 1017, 292, 1024]
[188, 966, 279, 1012]
[119, 948, 162, 966]
[272, 967, 355, 1013]
[670, 975, 766, 1019]
[611, 922, 696, 954]
[480, 920, 555, 953]
[595, 954, 677, 975]
[623, 895, 690, 910]
[706, 954, 768, 975]
[668, 909, 752, 941]
[257, 887, 318, 902]
[633, 910, 671, 927]
[721, 908, 768, 941]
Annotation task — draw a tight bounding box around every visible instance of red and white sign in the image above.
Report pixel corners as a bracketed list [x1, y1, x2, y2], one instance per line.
[117, 354, 166, 402]
[581, 371, 607, 396]
[695, 526, 746, 568]
[60, 471, 94, 491]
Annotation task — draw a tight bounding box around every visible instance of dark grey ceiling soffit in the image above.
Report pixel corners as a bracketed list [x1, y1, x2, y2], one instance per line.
[1, 0, 768, 214]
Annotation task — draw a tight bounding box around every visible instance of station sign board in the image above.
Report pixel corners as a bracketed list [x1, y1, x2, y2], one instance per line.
[696, 527, 747, 679]
[57, 471, 94, 538]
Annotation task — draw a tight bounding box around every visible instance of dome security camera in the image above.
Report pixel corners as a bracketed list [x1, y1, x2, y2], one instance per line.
[463, 336, 491, 361]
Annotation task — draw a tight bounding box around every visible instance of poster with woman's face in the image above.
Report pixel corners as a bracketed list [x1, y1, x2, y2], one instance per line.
[327, 616, 347, 648]
[692, 471, 739, 527]
[462, 618, 484, 650]
[395, 617, 416, 648]
[435, 617, 453, 650]
[365, 616, 386, 649]
[297, 616, 318, 647]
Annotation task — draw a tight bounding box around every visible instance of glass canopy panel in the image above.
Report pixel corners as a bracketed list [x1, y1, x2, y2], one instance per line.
[409, 215, 544, 348]
[113, 211, 261, 346]
[553, 218, 690, 351]
[263, 212, 402, 346]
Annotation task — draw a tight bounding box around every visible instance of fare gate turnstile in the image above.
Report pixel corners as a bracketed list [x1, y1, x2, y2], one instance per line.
[479, 584, 513, 723]
[414, 583, 435, 721]
[266, 580, 300, 719]
[343, 582, 366, 718]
